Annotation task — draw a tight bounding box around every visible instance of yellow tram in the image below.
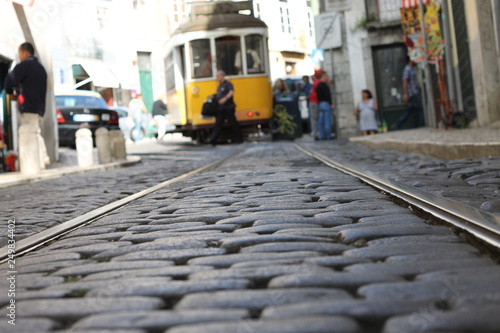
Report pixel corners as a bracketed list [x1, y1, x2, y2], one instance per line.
[163, 1, 273, 142]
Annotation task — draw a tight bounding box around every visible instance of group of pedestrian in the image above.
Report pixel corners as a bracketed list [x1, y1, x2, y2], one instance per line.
[305, 69, 335, 140]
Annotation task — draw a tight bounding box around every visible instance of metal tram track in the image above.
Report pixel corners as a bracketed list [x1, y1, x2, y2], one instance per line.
[0, 150, 243, 263]
[295, 144, 500, 250]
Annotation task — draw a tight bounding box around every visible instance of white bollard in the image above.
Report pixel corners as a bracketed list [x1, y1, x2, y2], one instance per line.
[75, 127, 94, 168]
[18, 124, 41, 175]
[109, 129, 127, 161]
[95, 127, 112, 164]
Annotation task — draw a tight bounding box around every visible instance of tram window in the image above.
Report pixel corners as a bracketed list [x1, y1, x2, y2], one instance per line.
[215, 36, 241, 76]
[165, 52, 175, 91]
[190, 39, 212, 79]
[245, 35, 264, 74]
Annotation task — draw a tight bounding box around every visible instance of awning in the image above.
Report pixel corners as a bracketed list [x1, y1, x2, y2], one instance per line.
[6, 0, 35, 6]
[108, 64, 140, 91]
[78, 62, 120, 88]
[401, 0, 431, 9]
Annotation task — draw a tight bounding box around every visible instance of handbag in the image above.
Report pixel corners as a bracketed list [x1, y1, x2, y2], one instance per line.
[201, 97, 218, 117]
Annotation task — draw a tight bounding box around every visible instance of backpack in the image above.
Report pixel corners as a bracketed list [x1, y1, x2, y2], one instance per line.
[246, 51, 254, 69]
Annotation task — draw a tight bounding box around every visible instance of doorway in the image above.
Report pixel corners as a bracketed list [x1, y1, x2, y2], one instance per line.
[372, 44, 420, 130]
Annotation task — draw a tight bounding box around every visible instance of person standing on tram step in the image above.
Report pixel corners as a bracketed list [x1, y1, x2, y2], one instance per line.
[4, 42, 50, 169]
[316, 71, 335, 140]
[393, 56, 425, 130]
[205, 70, 242, 146]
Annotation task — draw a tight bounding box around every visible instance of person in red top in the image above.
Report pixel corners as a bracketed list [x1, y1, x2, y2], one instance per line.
[308, 69, 323, 140]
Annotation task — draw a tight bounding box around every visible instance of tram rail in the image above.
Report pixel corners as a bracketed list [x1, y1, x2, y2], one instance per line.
[296, 144, 500, 249]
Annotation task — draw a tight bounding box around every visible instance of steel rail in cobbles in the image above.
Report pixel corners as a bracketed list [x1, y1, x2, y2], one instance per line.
[295, 144, 500, 249]
[0, 150, 244, 262]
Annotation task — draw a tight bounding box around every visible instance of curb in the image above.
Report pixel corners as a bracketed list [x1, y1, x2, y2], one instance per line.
[0, 156, 141, 189]
[350, 138, 500, 160]
[349, 128, 500, 160]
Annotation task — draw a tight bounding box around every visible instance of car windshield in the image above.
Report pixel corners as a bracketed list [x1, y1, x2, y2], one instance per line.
[56, 95, 108, 108]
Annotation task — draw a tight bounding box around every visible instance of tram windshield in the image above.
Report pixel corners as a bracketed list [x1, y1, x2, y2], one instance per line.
[216, 36, 241, 76]
[188, 35, 266, 79]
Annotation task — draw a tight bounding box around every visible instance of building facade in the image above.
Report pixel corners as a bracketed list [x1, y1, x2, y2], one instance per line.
[253, 0, 316, 81]
[316, 0, 500, 138]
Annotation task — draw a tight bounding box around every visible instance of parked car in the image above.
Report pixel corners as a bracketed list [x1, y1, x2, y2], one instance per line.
[55, 90, 119, 146]
[273, 75, 310, 132]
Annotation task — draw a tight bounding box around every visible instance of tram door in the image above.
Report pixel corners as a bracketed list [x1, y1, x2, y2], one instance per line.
[166, 45, 187, 126]
[372, 44, 420, 130]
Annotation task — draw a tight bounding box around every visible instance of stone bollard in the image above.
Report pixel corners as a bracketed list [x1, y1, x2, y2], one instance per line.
[75, 127, 94, 167]
[18, 124, 41, 175]
[95, 127, 112, 164]
[109, 129, 127, 161]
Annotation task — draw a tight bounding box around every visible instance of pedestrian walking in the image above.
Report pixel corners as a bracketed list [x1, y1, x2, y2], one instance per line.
[354, 89, 379, 136]
[152, 94, 168, 140]
[309, 69, 323, 140]
[393, 57, 425, 129]
[316, 71, 335, 140]
[205, 70, 242, 145]
[128, 94, 148, 142]
[4, 42, 50, 169]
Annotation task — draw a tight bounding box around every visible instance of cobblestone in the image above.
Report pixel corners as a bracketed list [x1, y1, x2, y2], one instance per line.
[187, 251, 323, 268]
[188, 264, 333, 282]
[52, 261, 174, 276]
[338, 225, 453, 244]
[86, 279, 250, 297]
[165, 316, 361, 333]
[346, 258, 494, 277]
[261, 299, 430, 320]
[109, 248, 226, 262]
[71, 309, 249, 330]
[239, 242, 351, 254]
[383, 306, 500, 333]
[17, 297, 165, 320]
[268, 271, 404, 289]
[343, 243, 479, 260]
[175, 288, 352, 310]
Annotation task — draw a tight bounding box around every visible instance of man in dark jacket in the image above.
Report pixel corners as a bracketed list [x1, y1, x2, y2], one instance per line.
[205, 70, 242, 145]
[4, 42, 49, 168]
[316, 71, 335, 140]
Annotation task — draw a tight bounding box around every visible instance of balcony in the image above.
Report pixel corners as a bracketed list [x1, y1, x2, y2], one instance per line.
[365, 0, 402, 30]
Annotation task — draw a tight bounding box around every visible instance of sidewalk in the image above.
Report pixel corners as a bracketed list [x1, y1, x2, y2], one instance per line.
[0, 148, 140, 188]
[350, 126, 500, 160]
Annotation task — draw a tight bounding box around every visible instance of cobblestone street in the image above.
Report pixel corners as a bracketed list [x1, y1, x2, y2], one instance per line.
[0, 142, 236, 247]
[1, 142, 499, 333]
